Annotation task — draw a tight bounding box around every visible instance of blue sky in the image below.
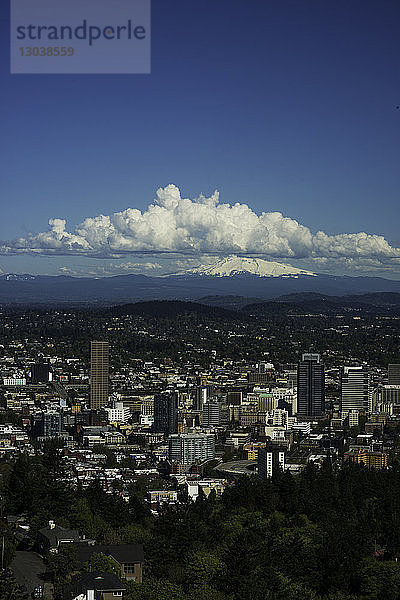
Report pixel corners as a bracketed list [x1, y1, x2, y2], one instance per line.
[1, 0, 400, 278]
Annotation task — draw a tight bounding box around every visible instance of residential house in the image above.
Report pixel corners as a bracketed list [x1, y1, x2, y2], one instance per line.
[63, 572, 125, 600]
[75, 544, 144, 583]
[37, 521, 79, 554]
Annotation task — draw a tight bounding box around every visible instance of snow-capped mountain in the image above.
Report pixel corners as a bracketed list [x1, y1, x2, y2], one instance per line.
[181, 256, 316, 278]
[2, 266, 400, 305]
[0, 273, 37, 281]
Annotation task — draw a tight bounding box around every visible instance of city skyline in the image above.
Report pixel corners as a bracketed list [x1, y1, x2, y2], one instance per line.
[1, 287, 400, 597]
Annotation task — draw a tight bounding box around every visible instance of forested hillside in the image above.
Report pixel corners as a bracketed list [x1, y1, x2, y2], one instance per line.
[2, 444, 400, 599]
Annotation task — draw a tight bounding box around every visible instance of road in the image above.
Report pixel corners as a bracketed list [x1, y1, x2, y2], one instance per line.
[11, 551, 53, 598]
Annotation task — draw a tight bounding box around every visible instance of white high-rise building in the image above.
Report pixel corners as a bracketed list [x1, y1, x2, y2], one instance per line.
[341, 366, 370, 414]
[169, 433, 215, 466]
[105, 402, 130, 423]
[272, 408, 289, 427]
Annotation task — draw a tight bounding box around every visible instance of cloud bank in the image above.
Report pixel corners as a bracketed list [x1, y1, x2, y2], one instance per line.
[1, 185, 399, 268]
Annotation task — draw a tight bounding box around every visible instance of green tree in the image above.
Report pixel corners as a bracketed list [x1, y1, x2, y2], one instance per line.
[47, 545, 79, 581]
[185, 549, 226, 589]
[125, 579, 185, 600]
[83, 552, 121, 578]
[0, 569, 25, 600]
[359, 558, 400, 600]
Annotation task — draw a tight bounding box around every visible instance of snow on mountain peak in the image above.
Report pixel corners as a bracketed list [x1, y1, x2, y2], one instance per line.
[1, 273, 37, 281]
[183, 256, 316, 278]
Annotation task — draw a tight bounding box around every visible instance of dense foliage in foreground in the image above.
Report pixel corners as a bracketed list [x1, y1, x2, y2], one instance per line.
[3, 445, 400, 599]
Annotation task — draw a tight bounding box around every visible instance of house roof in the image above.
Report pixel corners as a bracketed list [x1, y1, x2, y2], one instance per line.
[63, 572, 125, 599]
[38, 524, 79, 547]
[76, 544, 144, 565]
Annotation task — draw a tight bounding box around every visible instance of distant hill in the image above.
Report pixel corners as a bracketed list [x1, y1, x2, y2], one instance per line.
[343, 292, 400, 306]
[242, 301, 303, 316]
[197, 295, 263, 310]
[106, 300, 243, 320]
[272, 291, 400, 306]
[2, 270, 400, 306]
[243, 291, 400, 316]
[272, 292, 338, 303]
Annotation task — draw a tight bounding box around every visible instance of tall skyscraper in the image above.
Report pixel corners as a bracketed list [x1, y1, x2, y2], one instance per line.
[388, 364, 400, 386]
[153, 391, 178, 435]
[90, 341, 109, 410]
[297, 353, 325, 417]
[341, 366, 370, 413]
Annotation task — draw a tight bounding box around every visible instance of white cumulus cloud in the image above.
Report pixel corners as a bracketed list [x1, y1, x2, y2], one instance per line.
[1, 185, 399, 267]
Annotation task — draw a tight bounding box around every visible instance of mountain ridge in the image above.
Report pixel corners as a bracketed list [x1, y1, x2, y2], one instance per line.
[2, 269, 400, 306]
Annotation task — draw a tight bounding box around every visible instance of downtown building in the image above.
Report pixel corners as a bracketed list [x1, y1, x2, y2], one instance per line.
[344, 447, 387, 469]
[105, 401, 131, 424]
[31, 362, 52, 384]
[153, 391, 178, 435]
[388, 364, 400, 386]
[202, 401, 221, 427]
[341, 366, 370, 414]
[297, 353, 325, 417]
[31, 410, 62, 438]
[168, 433, 215, 467]
[90, 341, 109, 410]
[258, 445, 286, 478]
[372, 385, 400, 413]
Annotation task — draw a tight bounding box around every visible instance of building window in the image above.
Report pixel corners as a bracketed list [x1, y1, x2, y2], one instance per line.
[113, 592, 122, 596]
[123, 563, 136, 574]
